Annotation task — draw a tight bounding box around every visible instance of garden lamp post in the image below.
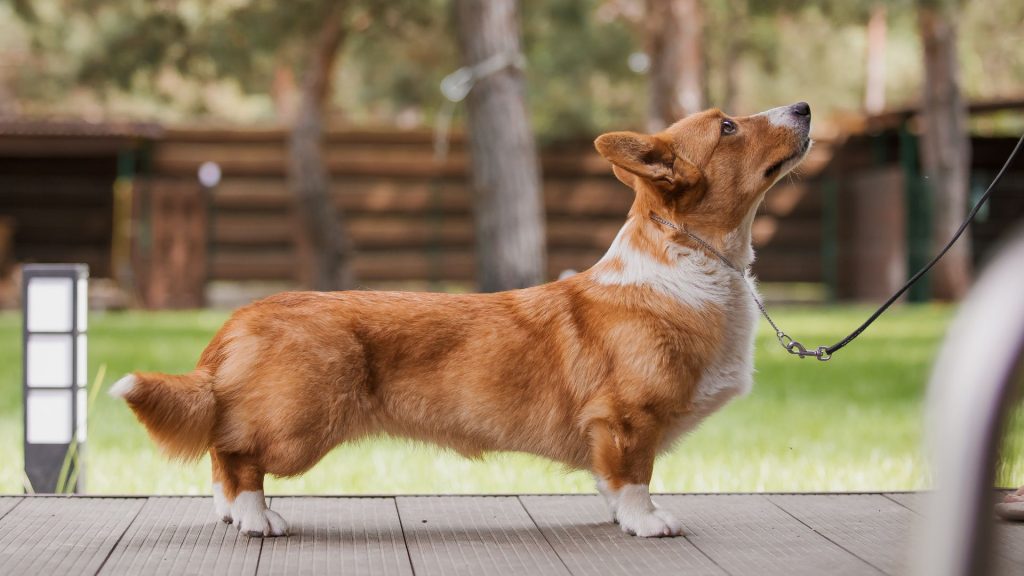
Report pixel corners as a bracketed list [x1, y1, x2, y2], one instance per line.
[22, 264, 88, 493]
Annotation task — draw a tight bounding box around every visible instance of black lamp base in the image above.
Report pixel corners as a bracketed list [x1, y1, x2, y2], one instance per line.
[24, 442, 84, 494]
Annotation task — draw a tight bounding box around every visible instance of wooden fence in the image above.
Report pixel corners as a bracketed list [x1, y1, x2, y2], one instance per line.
[5, 121, 1018, 309]
[138, 128, 831, 307]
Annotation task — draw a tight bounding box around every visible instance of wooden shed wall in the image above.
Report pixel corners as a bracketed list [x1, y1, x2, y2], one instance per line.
[0, 156, 117, 277]
[832, 133, 1024, 271]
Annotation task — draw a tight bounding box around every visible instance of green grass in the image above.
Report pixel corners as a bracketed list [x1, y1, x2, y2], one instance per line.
[1, 306, 1021, 495]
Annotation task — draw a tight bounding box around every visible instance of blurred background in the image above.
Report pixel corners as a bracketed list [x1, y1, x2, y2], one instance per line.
[0, 0, 1022, 495]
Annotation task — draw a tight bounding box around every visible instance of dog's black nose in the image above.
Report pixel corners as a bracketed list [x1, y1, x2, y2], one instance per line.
[791, 101, 811, 117]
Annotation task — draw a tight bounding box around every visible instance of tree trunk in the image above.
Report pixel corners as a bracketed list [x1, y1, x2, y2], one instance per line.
[646, 0, 705, 132]
[721, 0, 747, 114]
[455, 0, 546, 291]
[917, 2, 972, 300]
[272, 58, 299, 124]
[287, 10, 354, 291]
[864, 4, 887, 114]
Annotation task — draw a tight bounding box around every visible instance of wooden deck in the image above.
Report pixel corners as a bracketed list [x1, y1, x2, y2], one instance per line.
[0, 493, 1020, 575]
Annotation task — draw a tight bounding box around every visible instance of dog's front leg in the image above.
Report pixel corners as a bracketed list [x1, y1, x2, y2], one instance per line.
[594, 474, 620, 520]
[590, 418, 684, 538]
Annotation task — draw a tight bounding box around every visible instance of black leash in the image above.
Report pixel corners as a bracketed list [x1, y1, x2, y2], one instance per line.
[651, 133, 1024, 361]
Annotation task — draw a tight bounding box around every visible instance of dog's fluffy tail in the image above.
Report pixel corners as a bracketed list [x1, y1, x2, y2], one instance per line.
[110, 369, 217, 461]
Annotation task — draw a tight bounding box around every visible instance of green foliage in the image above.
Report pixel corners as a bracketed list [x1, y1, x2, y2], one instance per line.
[521, 0, 644, 140]
[6, 0, 448, 120]
[337, 0, 455, 124]
[3, 0, 1023, 135]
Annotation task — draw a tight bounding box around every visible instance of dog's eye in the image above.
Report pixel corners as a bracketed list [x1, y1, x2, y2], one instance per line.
[721, 119, 737, 135]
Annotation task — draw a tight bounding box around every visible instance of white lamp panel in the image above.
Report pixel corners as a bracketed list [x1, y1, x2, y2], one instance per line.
[27, 277, 73, 333]
[77, 278, 88, 331]
[27, 389, 72, 444]
[26, 334, 73, 388]
[77, 388, 87, 442]
[77, 334, 87, 386]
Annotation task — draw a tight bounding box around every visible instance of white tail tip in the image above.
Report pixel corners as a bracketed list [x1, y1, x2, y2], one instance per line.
[109, 374, 138, 398]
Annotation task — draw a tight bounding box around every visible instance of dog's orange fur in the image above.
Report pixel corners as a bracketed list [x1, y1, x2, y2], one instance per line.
[118, 105, 809, 531]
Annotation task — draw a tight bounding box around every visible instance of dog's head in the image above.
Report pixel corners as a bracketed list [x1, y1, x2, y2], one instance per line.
[595, 102, 811, 232]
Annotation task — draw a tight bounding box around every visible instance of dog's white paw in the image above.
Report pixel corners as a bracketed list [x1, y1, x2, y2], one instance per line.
[213, 483, 232, 524]
[619, 507, 684, 537]
[263, 509, 290, 536]
[235, 506, 289, 538]
[613, 484, 684, 538]
[231, 491, 289, 537]
[654, 508, 685, 534]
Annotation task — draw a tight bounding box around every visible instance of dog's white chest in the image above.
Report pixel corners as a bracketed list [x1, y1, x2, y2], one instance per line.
[661, 272, 759, 451]
[592, 226, 760, 450]
[695, 273, 758, 402]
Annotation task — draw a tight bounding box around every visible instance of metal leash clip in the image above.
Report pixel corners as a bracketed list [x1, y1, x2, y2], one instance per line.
[777, 332, 831, 361]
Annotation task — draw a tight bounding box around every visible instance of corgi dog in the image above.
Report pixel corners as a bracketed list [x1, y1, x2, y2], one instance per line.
[112, 102, 811, 538]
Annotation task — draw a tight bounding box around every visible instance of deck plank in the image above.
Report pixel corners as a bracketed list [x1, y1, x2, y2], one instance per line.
[3, 492, 1018, 575]
[768, 494, 916, 575]
[0, 497, 22, 520]
[519, 494, 725, 576]
[99, 497, 261, 576]
[659, 494, 883, 575]
[882, 491, 924, 513]
[0, 496, 143, 575]
[398, 496, 569, 576]
[886, 491, 1024, 573]
[257, 497, 412, 576]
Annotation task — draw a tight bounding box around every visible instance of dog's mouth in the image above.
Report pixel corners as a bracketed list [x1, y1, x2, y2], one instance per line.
[763, 137, 811, 179]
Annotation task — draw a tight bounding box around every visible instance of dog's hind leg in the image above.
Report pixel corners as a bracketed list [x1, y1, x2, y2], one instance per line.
[211, 450, 233, 524]
[590, 417, 683, 538]
[219, 452, 289, 537]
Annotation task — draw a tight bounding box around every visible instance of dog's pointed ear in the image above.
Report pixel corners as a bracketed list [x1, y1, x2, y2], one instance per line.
[594, 131, 701, 195]
[610, 165, 637, 188]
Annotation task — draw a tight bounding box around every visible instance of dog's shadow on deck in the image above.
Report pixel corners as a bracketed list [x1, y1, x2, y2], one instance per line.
[269, 520, 694, 550]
